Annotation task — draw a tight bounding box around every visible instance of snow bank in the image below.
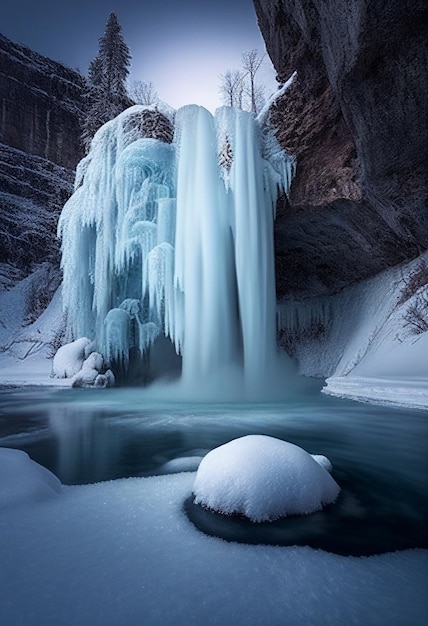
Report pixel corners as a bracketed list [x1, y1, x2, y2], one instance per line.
[193, 435, 340, 522]
[277, 253, 428, 407]
[324, 376, 428, 410]
[0, 470, 426, 626]
[0, 447, 61, 508]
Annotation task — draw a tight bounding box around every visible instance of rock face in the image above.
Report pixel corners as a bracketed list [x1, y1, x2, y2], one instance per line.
[0, 143, 74, 288]
[254, 0, 428, 298]
[0, 33, 86, 170]
[0, 33, 87, 291]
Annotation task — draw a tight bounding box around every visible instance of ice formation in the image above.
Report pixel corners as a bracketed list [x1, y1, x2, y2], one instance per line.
[58, 104, 293, 387]
[193, 435, 340, 522]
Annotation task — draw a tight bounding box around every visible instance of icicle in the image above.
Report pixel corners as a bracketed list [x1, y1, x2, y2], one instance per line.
[137, 322, 160, 354]
[103, 308, 132, 368]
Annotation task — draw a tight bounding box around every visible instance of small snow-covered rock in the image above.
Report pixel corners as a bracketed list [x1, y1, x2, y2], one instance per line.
[52, 337, 92, 378]
[311, 454, 333, 473]
[159, 456, 203, 474]
[71, 351, 106, 387]
[193, 435, 340, 522]
[82, 351, 104, 372]
[94, 369, 115, 388]
[0, 447, 61, 509]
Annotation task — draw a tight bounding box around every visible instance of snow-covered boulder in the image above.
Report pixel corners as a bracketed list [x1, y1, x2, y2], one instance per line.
[0, 448, 61, 509]
[193, 435, 340, 522]
[71, 351, 115, 388]
[53, 342, 115, 387]
[52, 337, 92, 378]
[93, 370, 116, 388]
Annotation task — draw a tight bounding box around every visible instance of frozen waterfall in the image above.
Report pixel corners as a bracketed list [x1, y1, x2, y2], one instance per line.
[58, 104, 294, 389]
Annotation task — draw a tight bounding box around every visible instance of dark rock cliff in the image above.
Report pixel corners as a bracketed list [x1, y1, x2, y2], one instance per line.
[0, 33, 86, 170]
[0, 143, 74, 287]
[0, 34, 87, 289]
[254, 0, 428, 298]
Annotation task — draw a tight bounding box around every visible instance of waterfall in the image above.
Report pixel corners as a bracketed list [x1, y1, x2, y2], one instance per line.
[58, 104, 293, 389]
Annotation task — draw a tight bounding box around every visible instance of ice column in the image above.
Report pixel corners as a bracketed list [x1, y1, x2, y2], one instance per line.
[174, 106, 239, 381]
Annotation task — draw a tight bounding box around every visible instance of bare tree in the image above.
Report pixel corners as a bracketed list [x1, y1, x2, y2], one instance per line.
[249, 83, 266, 115]
[219, 49, 266, 114]
[219, 69, 244, 108]
[129, 80, 159, 105]
[241, 49, 265, 114]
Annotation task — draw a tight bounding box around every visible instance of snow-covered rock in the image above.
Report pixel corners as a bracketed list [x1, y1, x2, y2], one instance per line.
[52, 337, 92, 378]
[52, 344, 115, 387]
[67, 350, 115, 388]
[159, 456, 203, 474]
[311, 454, 333, 473]
[93, 370, 115, 388]
[193, 435, 340, 522]
[0, 447, 61, 509]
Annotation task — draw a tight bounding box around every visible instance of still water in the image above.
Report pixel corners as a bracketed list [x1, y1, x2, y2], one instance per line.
[1, 382, 427, 556]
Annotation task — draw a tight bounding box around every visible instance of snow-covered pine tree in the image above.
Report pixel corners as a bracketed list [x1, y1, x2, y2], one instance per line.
[97, 12, 131, 101]
[82, 13, 132, 152]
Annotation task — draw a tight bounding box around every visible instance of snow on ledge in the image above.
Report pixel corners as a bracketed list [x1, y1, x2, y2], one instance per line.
[323, 376, 428, 410]
[193, 435, 340, 522]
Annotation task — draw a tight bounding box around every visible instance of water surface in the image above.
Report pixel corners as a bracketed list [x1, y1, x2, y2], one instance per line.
[1, 383, 427, 556]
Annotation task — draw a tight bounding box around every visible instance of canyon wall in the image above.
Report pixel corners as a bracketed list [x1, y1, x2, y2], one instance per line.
[0, 34, 86, 287]
[0, 33, 86, 169]
[254, 0, 428, 298]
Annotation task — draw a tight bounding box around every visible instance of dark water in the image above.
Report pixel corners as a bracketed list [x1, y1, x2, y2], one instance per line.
[0, 382, 427, 556]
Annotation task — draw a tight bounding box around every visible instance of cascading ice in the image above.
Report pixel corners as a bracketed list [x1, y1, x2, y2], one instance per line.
[58, 103, 294, 388]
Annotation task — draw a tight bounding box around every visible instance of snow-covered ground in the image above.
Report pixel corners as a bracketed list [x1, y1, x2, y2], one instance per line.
[0, 447, 427, 626]
[0, 276, 70, 387]
[277, 252, 428, 409]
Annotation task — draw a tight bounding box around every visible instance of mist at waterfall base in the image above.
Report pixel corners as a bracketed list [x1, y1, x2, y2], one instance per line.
[58, 103, 297, 400]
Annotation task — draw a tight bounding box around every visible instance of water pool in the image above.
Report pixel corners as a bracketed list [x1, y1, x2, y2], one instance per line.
[1, 382, 427, 556]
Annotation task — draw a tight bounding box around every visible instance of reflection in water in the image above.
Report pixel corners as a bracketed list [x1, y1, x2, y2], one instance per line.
[49, 408, 116, 484]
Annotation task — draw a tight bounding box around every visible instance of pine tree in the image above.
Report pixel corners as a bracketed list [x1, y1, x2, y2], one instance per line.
[97, 13, 131, 101]
[82, 13, 132, 152]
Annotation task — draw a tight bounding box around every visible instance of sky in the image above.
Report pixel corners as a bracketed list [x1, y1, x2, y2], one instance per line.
[0, 0, 278, 112]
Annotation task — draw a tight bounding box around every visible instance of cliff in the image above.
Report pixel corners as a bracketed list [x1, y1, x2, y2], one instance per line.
[254, 0, 428, 298]
[0, 34, 87, 290]
[0, 33, 86, 169]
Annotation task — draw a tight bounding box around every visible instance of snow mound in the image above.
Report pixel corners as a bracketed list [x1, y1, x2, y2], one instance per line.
[0, 447, 61, 509]
[193, 435, 340, 522]
[52, 337, 92, 378]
